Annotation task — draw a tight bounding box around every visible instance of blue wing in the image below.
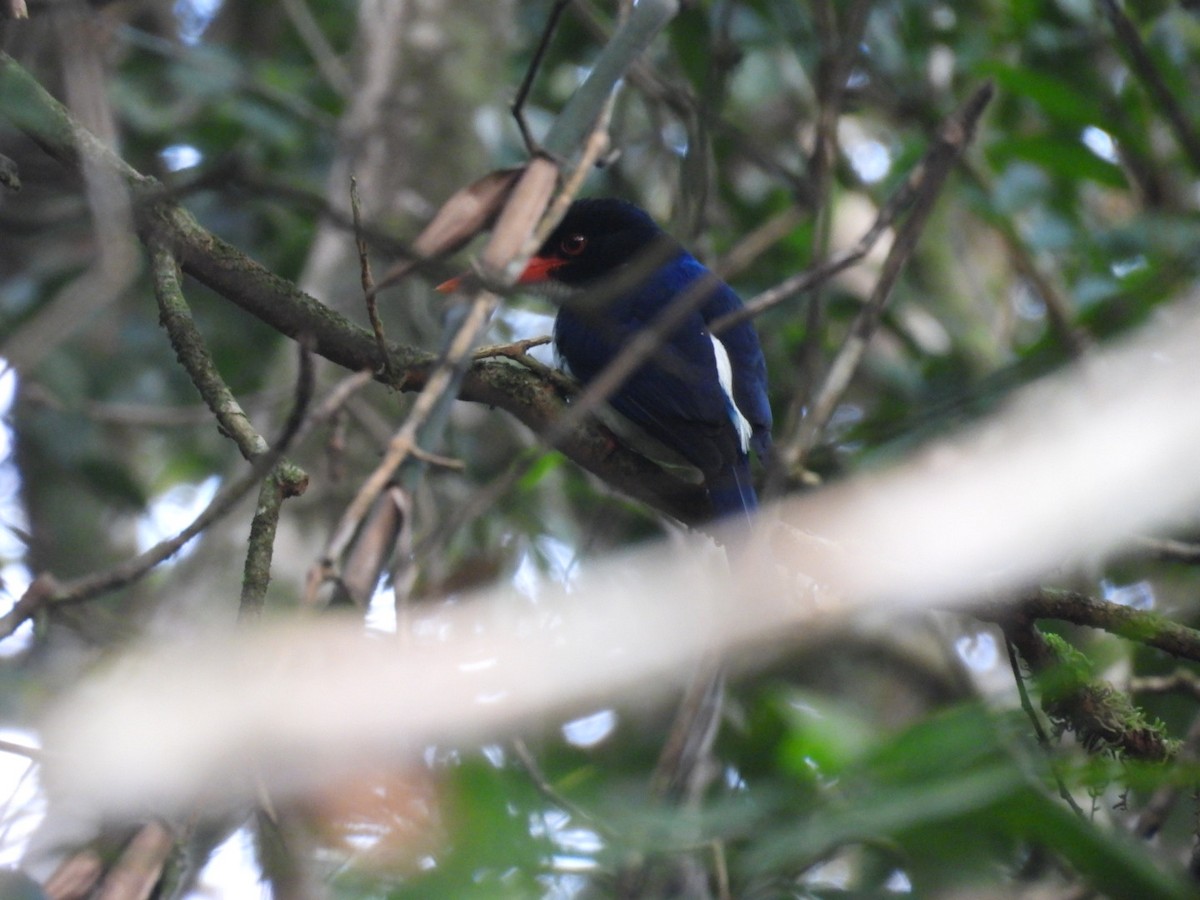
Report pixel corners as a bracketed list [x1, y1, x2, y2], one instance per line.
[553, 251, 771, 519]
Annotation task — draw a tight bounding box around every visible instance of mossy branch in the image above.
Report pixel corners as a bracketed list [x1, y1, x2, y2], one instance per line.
[0, 50, 709, 525]
[979, 588, 1200, 762]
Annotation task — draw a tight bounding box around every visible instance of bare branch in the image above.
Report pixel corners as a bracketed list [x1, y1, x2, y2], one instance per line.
[783, 82, 995, 469]
[351, 175, 397, 386]
[473, 335, 553, 361]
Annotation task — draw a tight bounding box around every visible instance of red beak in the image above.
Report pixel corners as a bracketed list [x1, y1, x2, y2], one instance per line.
[435, 254, 564, 294]
[516, 254, 566, 284]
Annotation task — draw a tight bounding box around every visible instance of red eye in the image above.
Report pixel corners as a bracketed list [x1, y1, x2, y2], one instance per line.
[560, 234, 588, 256]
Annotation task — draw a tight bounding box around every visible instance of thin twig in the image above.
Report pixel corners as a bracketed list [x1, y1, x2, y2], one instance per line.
[567, 0, 812, 202]
[1004, 636, 1088, 819]
[1131, 535, 1200, 565]
[510, 738, 620, 841]
[782, 82, 994, 470]
[408, 444, 466, 470]
[301, 370, 377, 442]
[708, 146, 924, 336]
[334, 486, 410, 609]
[0, 574, 57, 642]
[1130, 670, 1200, 701]
[313, 293, 499, 592]
[21, 382, 284, 428]
[711, 839, 731, 900]
[512, 0, 571, 155]
[119, 25, 335, 130]
[351, 175, 399, 387]
[793, 0, 871, 427]
[651, 663, 726, 803]
[1098, 0, 1200, 173]
[472, 335, 552, 361]
[962, 163, 1090, 356]
[0, 737, 41, 760]
[712, 205, 806, 282]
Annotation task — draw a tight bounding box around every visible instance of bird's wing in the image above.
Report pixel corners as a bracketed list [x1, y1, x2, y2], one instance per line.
[555, 308, 743, 476]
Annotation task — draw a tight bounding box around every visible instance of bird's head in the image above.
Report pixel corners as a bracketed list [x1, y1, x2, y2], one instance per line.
[517, 198, 671, 293]
[437, 198, 675, 298]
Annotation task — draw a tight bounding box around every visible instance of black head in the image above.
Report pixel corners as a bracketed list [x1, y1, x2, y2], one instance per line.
[520, 198, 676, 288]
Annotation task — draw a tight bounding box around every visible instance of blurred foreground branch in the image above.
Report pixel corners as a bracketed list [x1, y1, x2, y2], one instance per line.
[40, 296, 1200, 813]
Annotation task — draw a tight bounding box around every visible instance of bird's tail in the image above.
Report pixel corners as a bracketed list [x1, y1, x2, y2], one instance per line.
[706, 458, 758, 522]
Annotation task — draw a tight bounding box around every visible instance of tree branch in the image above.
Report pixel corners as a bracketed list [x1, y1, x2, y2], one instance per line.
[979, 591, 1183, 762]
[151, 240, 273, 461]
[0, 50, 710, 525]
[1011, 587, 1200, 665]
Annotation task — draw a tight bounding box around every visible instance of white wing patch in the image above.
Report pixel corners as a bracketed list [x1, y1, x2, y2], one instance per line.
[709, 335, 753, 453]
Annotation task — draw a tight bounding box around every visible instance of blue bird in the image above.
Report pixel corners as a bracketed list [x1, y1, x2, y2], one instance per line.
[516, 199, 772, 521]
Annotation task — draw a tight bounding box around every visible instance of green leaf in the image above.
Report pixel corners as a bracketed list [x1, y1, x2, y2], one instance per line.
[517, 451, 565, 491]
[775, 688, 876, 777]
[385, 757, 548, 898]
[1000, 791, 1193, 899]
[976, 61, 1109, 129]
[987, 135, 1128, 188]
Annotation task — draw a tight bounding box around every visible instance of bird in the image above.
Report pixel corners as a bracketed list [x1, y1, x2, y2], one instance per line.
[446, 198, 772, 520]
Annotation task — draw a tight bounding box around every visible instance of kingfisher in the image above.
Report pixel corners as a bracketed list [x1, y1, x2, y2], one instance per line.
[448, 198, 772, 520]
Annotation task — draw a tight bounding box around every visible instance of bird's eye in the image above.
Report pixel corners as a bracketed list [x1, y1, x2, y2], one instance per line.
[560, 234, 588, 256]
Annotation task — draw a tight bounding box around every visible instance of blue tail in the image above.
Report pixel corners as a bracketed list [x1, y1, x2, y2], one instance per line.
[706, 458, 758, 522]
